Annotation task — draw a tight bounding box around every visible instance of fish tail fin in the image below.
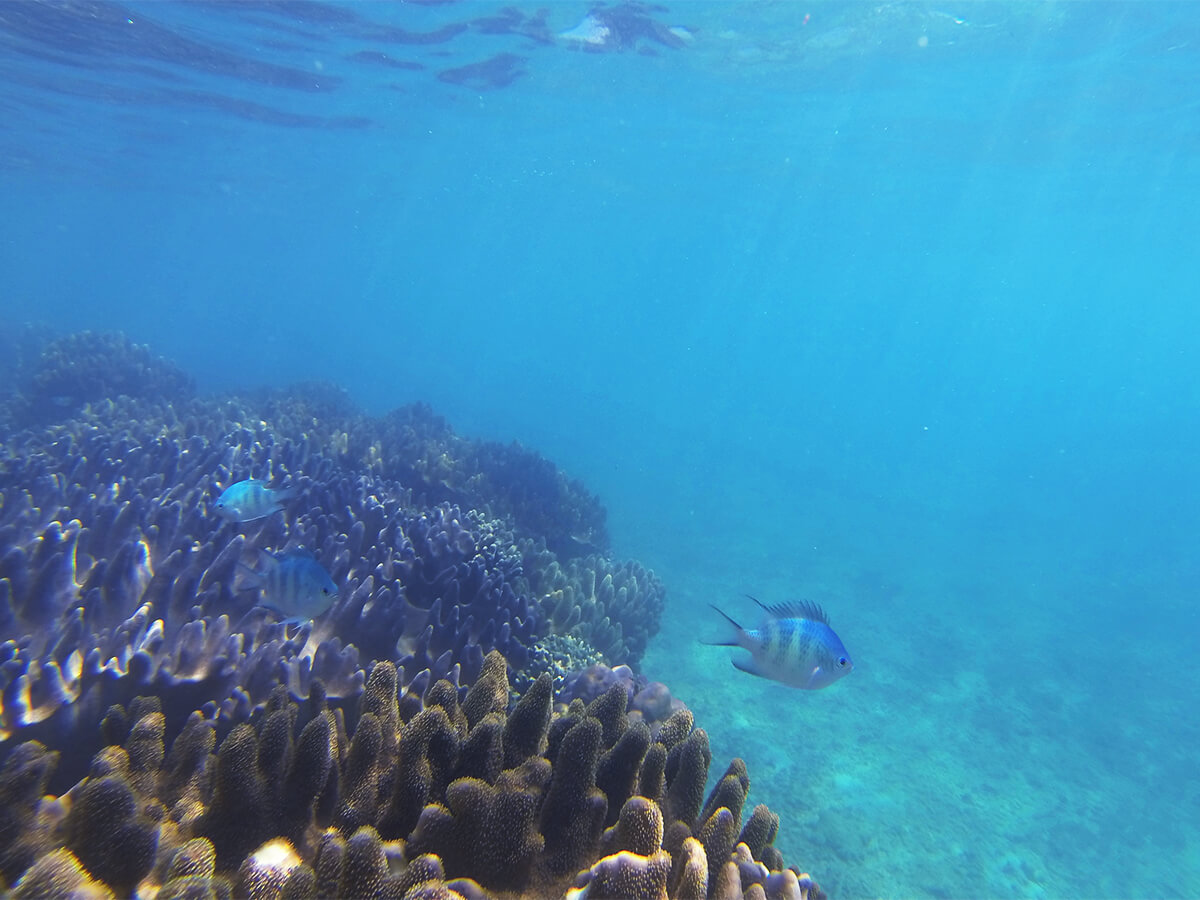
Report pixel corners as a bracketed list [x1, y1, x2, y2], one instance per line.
[245, 605, 309, 632]
[700, 604, 744, 646]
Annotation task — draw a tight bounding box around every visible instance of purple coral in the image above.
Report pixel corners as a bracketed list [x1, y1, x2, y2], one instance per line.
[0, 393, 533, 781]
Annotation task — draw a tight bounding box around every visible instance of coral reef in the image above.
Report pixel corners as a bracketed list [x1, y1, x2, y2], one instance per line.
[0, 321, 57, 408]
[0, 653, 824, 899]
[558, 662, 686, 735]
[328, 401, 611, 557]
[23, 330, 196, 417]
[1, 328, 607, 556]
[531, 553, 667, 667]
[0, 329, 822, 896]
[0, 397, 540, 782]
[512, 633, 605, 697]
[0, 330, 661, 783]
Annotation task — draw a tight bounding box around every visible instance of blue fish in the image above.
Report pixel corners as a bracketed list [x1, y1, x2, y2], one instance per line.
[214, 479, 296, 522]
[707, 596, 853, 690]
[239, 549, 338, 624]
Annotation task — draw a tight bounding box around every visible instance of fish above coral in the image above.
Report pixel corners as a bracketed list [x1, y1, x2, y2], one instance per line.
[0, 329, 662, 797]
[239, 548, 338, 624]
[707, 596, 853, 690]
[214, 478, 296, 522]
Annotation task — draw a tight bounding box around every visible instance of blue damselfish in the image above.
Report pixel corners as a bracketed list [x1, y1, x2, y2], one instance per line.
[708, 596, 853, 690]
[240, 549, 338, 624]
[214, 479, 295, 522]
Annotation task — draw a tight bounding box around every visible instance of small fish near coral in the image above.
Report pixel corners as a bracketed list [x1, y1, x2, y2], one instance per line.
[238, 549, 338, 625]
[213, 478, 296, 522]
[707, 596, 853, 690]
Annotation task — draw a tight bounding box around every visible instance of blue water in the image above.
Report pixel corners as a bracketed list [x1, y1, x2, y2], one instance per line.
[3, 2, 1198, 896]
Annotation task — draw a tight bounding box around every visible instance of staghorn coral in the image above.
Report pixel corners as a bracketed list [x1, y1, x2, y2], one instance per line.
[0, 653, 823, 899]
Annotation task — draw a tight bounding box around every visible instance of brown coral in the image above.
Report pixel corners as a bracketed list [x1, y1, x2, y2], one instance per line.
[0, 651, 822, 900]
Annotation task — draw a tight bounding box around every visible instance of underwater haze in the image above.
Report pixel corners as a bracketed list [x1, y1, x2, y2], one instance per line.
[3, 1, 1199, 896]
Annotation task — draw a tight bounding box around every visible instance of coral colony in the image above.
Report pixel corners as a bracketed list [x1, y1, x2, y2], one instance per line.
[0, 330, 824, 899]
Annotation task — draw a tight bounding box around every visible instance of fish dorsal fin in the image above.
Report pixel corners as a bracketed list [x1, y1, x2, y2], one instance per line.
[750, 596, 830, 625]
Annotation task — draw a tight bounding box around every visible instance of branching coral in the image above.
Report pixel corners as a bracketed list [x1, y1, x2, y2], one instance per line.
[0, 330, 813, 896]
[0, 391, 596, 778]
[19, 330, 195, 420]
[0, 330, 662, 777]
[0, 653, 824, 899]
[531, 554, 667, 667]
[368, 403, 610, 557]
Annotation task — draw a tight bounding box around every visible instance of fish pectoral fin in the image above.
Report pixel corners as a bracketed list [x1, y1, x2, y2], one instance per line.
[254, 605, 311, 629]
[731, 656, 769, 679]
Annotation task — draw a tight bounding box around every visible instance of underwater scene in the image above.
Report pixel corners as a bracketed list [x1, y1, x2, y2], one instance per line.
[1, 2, 1197, 898]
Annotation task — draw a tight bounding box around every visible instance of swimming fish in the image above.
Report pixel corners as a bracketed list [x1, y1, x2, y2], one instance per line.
[707, 596, 853, 690]
[214, 479, 296, 522]
[240, 549, 338, 624]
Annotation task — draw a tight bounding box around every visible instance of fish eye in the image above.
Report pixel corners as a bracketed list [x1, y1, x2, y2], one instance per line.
[837, 656, 848, 668]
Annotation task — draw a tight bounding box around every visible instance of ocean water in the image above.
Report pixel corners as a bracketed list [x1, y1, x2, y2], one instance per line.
[2, 2, 1198, 897]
